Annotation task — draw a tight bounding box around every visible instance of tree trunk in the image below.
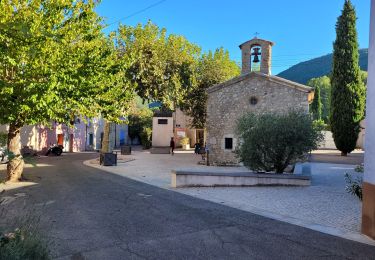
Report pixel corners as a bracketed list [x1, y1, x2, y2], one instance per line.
[7, 123, 24, 182]
[101, 120, 111, 153]
[341, 151, 348, 156]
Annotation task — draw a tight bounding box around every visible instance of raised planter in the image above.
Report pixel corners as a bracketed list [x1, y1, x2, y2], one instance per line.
[100, 152, 117, 166]
[121, 145, 131, 155]
[171, 166, 311, 188]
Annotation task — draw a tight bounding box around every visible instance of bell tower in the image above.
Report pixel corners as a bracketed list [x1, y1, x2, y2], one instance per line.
[239, 37, 274, 75]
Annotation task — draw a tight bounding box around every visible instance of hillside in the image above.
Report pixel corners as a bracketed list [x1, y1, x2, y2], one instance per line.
[277, 48, 368, 84]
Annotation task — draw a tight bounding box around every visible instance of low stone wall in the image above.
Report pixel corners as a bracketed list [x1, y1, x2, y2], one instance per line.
[319, 130, 365, 150]
[150, 147, 170, 154]
[171, 168, 311, 188]
[319, 131, 337, 150]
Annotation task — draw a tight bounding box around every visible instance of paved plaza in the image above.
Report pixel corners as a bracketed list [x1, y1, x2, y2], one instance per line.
[1, 153, 375, 259]
[86, 148, 371, 245]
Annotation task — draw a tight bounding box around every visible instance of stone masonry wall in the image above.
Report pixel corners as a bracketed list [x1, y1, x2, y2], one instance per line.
[206, 75, 310, 165]
[241, 38, 273, 75]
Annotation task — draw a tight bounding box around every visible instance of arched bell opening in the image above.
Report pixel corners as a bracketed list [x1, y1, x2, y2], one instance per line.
[250, 44, 262, 72]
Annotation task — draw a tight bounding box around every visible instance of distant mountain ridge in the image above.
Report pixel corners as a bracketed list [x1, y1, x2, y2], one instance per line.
[277, 48, 368, 84]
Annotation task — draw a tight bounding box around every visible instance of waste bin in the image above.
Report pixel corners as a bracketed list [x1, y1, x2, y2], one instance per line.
[121, 145, 131, 155]
[100, 152, 117, 166]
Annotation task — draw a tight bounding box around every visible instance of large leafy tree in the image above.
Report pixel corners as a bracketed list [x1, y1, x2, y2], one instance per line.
[307, 72, 367, 124]
[163, 34, 200, 109]
[330, 0, 366, 156]
[116, 21, 200, 110]
[127, 97, 153, 149]
[0, 0, 133, 181]
[95, 35, 135, 154]
[307, 76, 331, 123]
[181, 48, 240, 129]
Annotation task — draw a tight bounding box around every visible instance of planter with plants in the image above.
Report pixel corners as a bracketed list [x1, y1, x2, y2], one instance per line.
[180, 137, 190, 150]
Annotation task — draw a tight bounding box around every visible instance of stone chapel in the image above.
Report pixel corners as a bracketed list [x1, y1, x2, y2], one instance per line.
[206, 37, 314, 165]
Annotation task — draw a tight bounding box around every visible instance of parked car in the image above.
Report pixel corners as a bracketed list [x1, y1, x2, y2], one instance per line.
[46, 144, 63, 156]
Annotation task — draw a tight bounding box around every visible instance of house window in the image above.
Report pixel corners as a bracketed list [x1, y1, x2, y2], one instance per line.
[225, 138, 233, 150]
[158, 119, 168, 124]
[89, 133, 94, 146]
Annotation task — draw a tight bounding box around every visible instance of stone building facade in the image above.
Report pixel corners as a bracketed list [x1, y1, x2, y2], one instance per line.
[240, 38, 273, 75]
[206, 38, 313, 165]
[0, 117, 128, 153]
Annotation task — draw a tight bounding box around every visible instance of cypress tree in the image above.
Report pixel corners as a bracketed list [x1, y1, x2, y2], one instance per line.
[330, 0, 365, 156]
[311, 85, 322, 120]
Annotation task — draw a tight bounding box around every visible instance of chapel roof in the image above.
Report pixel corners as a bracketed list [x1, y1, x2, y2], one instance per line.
[207, 71, 313, 94]
[239, 37, 275, 48]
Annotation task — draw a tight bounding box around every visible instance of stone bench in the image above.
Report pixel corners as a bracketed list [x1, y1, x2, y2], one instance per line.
[171, 165, 311, 188]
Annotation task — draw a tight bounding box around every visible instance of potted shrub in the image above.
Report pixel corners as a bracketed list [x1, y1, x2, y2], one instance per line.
[180, 137, 190, 150]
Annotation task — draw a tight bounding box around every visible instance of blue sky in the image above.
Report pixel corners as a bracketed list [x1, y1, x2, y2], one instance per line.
[96, 0, 371, 74]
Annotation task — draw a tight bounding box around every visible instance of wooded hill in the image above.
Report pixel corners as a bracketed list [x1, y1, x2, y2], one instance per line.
[277, 48, 368, 84]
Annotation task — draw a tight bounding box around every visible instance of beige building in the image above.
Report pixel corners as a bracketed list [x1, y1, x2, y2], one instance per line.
[151, 108, 204, 149]
[206, 37, 313, 165]
[151, 111, 174, 147]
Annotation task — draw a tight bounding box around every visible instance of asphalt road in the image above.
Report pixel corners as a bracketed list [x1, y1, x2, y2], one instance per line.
[309, 150, 364, 165]
[1, 153, 375, 260]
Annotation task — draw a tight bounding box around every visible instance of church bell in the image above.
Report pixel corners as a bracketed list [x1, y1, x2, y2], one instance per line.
[251, 47, 261, 63]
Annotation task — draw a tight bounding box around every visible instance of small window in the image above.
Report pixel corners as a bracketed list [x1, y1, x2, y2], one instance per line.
[225, 138, 233, 150]
[158, 119, 168, 124]
[250, 96, 258, 105]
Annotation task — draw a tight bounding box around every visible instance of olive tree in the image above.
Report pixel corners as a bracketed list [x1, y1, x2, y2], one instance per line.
[236, 110, 323, 173]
